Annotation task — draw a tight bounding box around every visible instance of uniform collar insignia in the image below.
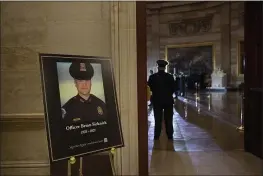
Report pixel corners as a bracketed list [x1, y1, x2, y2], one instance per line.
[76, 94, 92, 103]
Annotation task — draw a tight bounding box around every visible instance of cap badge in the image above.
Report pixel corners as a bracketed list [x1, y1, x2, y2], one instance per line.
[97, 106, 103, 115]
[80, 63, 86, 71]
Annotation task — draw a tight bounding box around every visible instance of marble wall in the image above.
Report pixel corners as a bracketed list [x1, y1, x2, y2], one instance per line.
[147, 2, 244, 86]
[1, 2, 111, 115]
[1, 2, 138, 175]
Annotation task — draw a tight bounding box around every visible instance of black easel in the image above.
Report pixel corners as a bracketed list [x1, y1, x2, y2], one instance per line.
[50, 151, 115, 176]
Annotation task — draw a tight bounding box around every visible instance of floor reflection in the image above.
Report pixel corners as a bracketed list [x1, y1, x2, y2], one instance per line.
[148, 92, 262, 175]
[181, 92, 244, 127]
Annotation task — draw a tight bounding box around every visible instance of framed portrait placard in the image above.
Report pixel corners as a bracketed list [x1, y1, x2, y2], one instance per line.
[39, 54, 124, 162]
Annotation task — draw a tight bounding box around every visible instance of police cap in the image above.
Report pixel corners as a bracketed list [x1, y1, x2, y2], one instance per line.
[157, 59, 169, 67]
[69, 61, 94, 80]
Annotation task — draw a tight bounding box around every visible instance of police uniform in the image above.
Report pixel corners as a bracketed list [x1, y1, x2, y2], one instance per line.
[148, 60, 175, 140]
[61, 61, 107, 123]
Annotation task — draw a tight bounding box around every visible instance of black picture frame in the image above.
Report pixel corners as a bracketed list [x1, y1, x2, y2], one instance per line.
[39, 53, 124, 162]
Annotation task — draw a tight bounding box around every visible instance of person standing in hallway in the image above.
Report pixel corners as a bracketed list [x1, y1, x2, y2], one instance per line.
[148, 60, 176, 140]
[148, 69, 154, 106]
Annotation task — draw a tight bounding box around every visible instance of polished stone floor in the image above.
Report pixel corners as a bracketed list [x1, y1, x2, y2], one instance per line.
[182, 91, 244, 127]
[148, 92, 262, 175]
[1, 92, 262, 175]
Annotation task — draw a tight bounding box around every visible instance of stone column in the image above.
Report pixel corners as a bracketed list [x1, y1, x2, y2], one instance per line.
[150, 10, 160, 73]
[111, 2, 138, 175]
[220, 2, 231, 84]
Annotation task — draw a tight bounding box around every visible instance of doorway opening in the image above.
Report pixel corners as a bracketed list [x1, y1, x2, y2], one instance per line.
[138, 1, 263, 175]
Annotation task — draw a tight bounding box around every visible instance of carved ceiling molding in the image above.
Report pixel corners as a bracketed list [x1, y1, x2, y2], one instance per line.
[149, 9, 160, 15]
[169, 15, 213, 36]
[146, 1, 202, 11]
[146, 2, 224, 15]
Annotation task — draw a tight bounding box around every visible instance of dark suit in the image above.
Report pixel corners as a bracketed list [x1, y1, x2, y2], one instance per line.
[148, 70, 175, 139]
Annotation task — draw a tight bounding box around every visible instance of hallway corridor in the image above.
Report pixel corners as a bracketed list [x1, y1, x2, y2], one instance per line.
[148, 92, 262, 175]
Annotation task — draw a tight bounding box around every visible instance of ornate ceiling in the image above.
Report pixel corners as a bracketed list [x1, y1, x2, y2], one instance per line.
[146, 1, 225, 15]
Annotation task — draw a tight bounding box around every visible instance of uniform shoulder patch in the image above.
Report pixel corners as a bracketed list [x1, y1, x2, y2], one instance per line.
[61, 108, 66, 119]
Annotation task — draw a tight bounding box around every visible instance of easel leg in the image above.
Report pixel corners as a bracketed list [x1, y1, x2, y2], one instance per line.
[67, 160, 71, 176]
[65, 153, 115, 176]
[109, 152, 116, 176]
[68, 157, 80, 176]
[79, 157, 83, 176]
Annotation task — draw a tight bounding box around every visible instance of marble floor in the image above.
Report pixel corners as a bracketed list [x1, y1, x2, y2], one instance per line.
[182, 91, 244, 127]
[1, 91, 262, 175]
[148, 92, 262, 175]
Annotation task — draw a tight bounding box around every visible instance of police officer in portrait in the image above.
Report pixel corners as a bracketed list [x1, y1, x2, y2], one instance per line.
[61, 61, 107, 123]
[148, 59, 176, 140]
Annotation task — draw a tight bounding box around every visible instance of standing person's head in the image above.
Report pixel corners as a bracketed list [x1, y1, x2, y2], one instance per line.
[156, 60, 169, 72]
[69, 62, 94, 98]
[150, 70, 154, 75]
